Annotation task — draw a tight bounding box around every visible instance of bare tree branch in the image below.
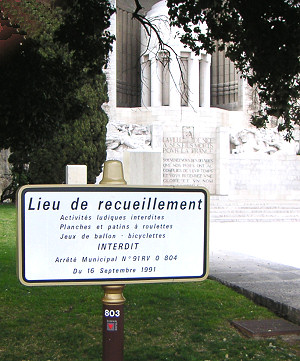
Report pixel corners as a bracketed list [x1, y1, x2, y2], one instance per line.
[132, 0, 195, 109]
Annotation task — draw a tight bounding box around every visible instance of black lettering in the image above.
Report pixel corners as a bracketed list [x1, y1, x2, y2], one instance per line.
[115, 201, 121, 210]
[167, 200, 178, 210]
[81, 201, 88, 210]
[105, 201, 112, 210]
[43, 201, 50, 210]
[28, 197, 35, 210]
[71, 197, 79, 210]
[180, 201, 187, 210]
[133, 201, 140, 210]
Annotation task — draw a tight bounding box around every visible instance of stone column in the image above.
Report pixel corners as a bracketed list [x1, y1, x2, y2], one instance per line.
[141, 55, 151, 107]
[169, 53, 181, 107]
[150, 55, 162, 106]
[189, 53, 200, 108]
[199, 54, 211, 108]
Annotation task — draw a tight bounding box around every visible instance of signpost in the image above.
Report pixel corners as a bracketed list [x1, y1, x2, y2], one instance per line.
[17, 185, 209, 285]
[17, 160, 209, 361]
[100, 161, 127, 361]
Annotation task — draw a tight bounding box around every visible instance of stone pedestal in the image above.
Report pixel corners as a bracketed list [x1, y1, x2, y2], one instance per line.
[123, 150, 162, 185]
[66, 165, 87, 185]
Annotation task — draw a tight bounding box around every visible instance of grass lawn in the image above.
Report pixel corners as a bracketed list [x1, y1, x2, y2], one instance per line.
[1, 203, 299, 360]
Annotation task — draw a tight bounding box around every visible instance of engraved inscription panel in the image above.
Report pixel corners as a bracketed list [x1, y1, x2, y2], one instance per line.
[162, 128, 216, 192]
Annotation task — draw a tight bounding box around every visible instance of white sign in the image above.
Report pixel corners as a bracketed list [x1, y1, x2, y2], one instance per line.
[17, 185, 209, 286]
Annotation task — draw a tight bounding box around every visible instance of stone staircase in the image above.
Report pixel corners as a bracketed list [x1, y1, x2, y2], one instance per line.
[210, 197, 300, 222]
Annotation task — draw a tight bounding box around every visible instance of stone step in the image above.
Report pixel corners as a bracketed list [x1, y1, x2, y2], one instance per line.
[210, 198, 300, 222]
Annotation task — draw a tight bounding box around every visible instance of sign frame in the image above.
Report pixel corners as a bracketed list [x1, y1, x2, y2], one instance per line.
[17, 184, 209, 286]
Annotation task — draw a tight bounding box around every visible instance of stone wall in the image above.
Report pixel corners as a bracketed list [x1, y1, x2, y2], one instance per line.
[229, 154, 300, 200]
[227, 127, 300, 199]
[107, 107, 300, 200]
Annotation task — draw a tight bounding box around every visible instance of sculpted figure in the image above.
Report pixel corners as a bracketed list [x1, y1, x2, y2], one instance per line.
[106, 124, 151, 151]
[230, 128, 297, 155]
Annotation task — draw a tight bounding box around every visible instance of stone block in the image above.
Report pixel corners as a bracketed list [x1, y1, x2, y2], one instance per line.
[123, 150, 162, 185]
[66, 165, 87, 185]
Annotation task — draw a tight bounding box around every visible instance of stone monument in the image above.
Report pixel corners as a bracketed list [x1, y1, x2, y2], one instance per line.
[103, 0, 300, 200]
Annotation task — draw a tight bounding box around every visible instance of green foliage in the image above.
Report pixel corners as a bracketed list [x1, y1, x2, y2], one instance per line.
[167, 0, 300, 139]
[0, 0, 115, 200]
[28, 75, 108, 184]
[54, 0, 114, 73]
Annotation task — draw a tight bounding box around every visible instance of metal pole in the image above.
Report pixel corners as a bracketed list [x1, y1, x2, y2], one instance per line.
[99, 160, 127, 361]
[102, 286, 126, 361]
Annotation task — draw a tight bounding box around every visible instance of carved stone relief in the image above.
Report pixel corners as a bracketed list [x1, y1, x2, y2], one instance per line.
[230, 128, 297, 155]
[106, 123, 151, 152]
